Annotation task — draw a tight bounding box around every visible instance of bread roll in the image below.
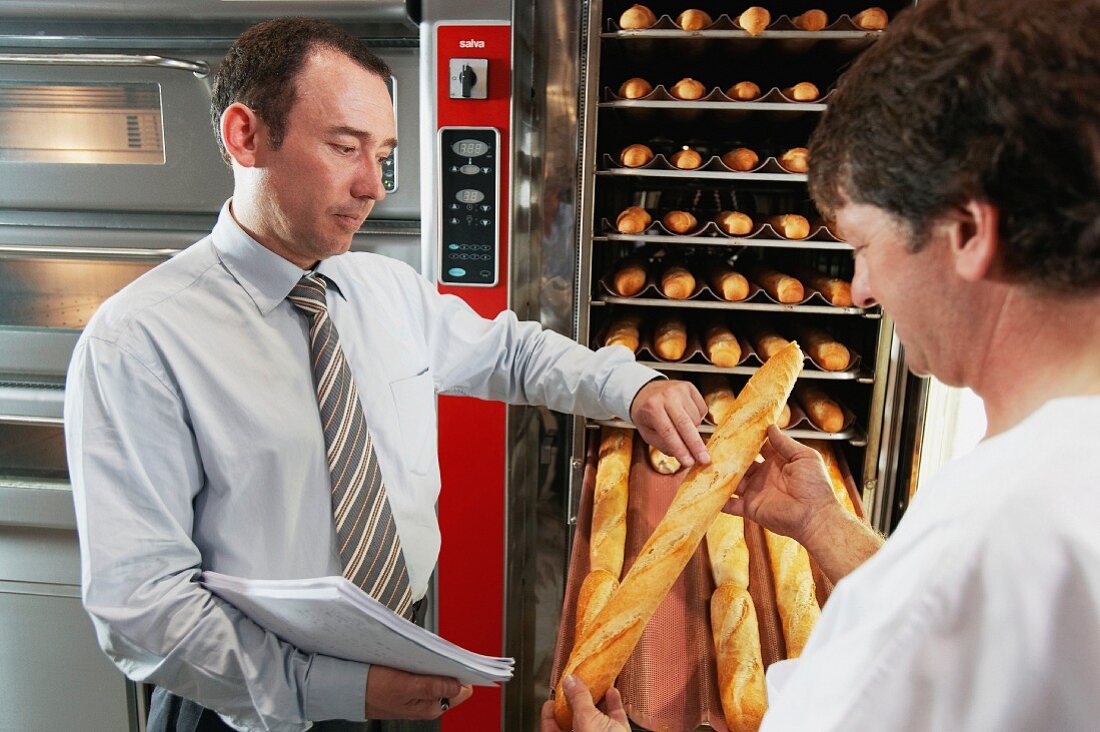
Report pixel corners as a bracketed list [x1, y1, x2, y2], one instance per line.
[619, 143, 654, 168]
[619, 3, 657, 29]
[669, 147, 704, 170]
[604, 314, 642, 352]
[715, 211, 754, 236]
[670, 77, 707, 100]
[804, 440, 858, 516]
[574, 569, 619, 644]
[708, 263, 750, 302]
[768, 214, 811, 240]
[793, 9, 829, 31]
[721, 147, 760, 172]
[778, 147, 809, 174]
[662, 210, 698, 234]
[590, 426, 633, 576]
[751, 327, 791, 361]
[764, 530, 820, 659]
[554, 343, 803, 729]
[794, 383, 845, 433]
[738, 6, 771, 36]
[617, 77, 653, 99]
[725, 81, 762, 101]
[654, 315, 688, 360]
[647, 445, 681, 474]
[700, 373, 737, 426]
[782, 82, 820, 102]
[705, 323, 743, 367]
[800, 270, 852, 307]
[611, 259, 647, 296]
[660, 263, 696, 299]
[797, 326, 851, 371]
[746, 264, 805, 304]
[616, 206, 652, 234]
[710, 584, 768, 731]
[853, 6, 889, 30]
[676, 8, 712, 31]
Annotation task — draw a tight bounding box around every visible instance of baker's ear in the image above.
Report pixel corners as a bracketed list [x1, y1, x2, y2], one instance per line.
[946, 200, 1000, 283]
[221, 102, 264, 168]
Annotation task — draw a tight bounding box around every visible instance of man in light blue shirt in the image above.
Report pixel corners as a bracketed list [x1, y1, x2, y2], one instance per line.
[64, 17, 709, 732]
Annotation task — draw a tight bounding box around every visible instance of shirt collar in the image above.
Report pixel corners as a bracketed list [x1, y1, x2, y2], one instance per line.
[211, 199, 347, 315]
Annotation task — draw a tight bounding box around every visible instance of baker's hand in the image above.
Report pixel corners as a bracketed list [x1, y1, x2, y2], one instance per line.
[629, 379, 710, 467]
[540, 676, 629, 732]
[724, 425, 840, 544]
[364, 666, 472, 720]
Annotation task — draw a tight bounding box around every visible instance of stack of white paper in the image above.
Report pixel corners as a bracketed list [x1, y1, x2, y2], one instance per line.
[202, 572, 514, 686]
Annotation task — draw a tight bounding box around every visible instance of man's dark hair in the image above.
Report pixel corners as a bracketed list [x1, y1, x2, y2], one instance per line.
[210, 17, 392, 165]
[809, 0, 1100, 292]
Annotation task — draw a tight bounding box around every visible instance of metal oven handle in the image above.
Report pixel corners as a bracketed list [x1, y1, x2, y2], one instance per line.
[0, 414, 63, 427]
[0, 244, 180, 260]
[0, 53, 209, 78]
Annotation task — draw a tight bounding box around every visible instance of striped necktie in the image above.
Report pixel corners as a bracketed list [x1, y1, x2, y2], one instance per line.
[287, 274, 414, 618]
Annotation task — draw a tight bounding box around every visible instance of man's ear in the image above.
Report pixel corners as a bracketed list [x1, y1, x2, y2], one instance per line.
[946, 200, 1000, 283]
[221, 102, 264, 168]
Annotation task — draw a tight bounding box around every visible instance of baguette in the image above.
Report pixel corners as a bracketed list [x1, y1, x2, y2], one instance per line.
[750, 327, 791, 362]
[704, 322, 743, 368]
[611, 259, 647, 297]
[746, 264, 805, 304]
[804, 440, 858, 516]
[793, 383, 845, 433]
[711, 585, 768, 731]
[706, 513, 748, 590]
[709, 263, 750, 301]
[660, 263, 696, 299]
[797, 326, 851, 371]
[654, 315, 688, 360]
[764, 529, 820, 658]
[800, 269, 852, 307]
[554, 342, 803, 729]
[700, 373, 736, 425]
[590, 427, 632, 576]
[604, 314, 642, 352]
[574, 569, 620, 645]
[647, 445, 681, 474]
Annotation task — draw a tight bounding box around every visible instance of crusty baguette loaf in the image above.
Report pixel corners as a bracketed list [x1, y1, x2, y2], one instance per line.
[611, 259, 647, 297]
[708, 263, 750, 301]
[660, 264, 696, 299]
[746, 264, 805, 304]
[700, 373, 736, 426]
[647, 445, 681, 474]
[764, 529, 820, 659]
[750, 327, 791, 361]
[794, 383, 845, 433]
[711, 584, 767, 731]
[705, 323, 742, 368]
[796, 326, 851, 371]
[706, 513, 748, 590]
[590, 427, 632, 576]
[804, 440, 858, 516]
[604, 314, 642, 352]
[798, 269, 852, 307]
[575, 569, 620, 643]
[554, 342, 803, 729]
[654, 315, 688, 360]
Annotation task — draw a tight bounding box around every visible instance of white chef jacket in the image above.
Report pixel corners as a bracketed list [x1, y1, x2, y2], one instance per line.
[64, 200, 659, 731]
[761, 396, 1100, 731]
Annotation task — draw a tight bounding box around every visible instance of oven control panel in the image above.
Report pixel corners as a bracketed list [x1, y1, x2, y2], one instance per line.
[437, 126, 499, 286]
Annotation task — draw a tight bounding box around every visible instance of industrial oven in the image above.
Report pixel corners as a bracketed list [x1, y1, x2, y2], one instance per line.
[0, 1, 927, 730]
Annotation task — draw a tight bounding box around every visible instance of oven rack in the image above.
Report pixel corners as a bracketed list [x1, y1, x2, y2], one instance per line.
[592, 295, 874, 317]
[587, 418, 867, 447]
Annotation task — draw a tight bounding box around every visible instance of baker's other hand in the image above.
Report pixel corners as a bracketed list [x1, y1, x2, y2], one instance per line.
[539, 675, 629, 732]
[365, 666, 472, 719]
[629, 379, 710, 467]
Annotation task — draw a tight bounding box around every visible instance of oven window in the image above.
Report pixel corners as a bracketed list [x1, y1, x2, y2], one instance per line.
[0, 81, 165, 165]
[0, 423, 68, 483]
[0, 257, 157, 330]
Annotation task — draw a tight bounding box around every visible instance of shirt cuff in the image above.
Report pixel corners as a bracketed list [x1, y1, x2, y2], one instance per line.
[606, 361, 665, 422]
[304, 655, 369, 722]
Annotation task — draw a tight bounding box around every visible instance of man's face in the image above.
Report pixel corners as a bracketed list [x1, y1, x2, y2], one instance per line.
[837, 203, 959, 379]
[254, 49, 395, 266]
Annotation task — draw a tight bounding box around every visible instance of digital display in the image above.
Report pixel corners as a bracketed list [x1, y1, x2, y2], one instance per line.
[452, 139, 490, 157]
[456, 189, 485, 204]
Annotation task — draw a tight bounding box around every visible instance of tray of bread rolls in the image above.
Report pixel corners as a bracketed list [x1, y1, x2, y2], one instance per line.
[600, 151, 807, 182]
[599, 209, 848, 250]
[604, 5, 889, 38]
[595, 310, 866, 378]
[550, 421, 865, 732]
[596, 254, 870, 315]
